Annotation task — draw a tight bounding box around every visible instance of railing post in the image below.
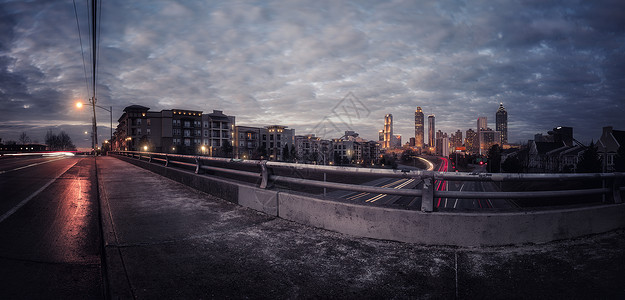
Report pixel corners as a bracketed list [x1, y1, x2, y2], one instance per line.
[148, 153, 152, 163]
[165, 154, 170, 167]
[260, 160, 272, 189]
[421, 177, 433, 212]
[323, 172, 327, 197]
[195, 156, 202, 174]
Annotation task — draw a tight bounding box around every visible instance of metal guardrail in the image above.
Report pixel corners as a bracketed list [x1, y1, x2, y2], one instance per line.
[111, 151, 625, 212]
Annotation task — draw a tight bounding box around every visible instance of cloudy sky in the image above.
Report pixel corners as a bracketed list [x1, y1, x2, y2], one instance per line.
[1, 0, 624, 149]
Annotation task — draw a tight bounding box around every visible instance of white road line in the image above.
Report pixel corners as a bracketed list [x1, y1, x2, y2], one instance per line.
[453, 183, 465, 209]
[0, 160, 77, 224]
[0, 157, 66, 175]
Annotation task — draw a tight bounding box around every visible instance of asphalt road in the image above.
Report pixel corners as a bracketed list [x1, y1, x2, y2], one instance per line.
[332, 157, 518, 211]
[439, 163, 518, 210]
[0, 155, 103, 299]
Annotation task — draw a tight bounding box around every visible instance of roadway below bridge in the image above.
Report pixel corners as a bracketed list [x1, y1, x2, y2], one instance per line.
[331, 156, 518, 210]
[1, 155, 624, 298]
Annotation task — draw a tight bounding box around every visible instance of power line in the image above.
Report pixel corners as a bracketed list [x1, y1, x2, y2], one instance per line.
[91, 0, 97, 103]
[72, 0, 90, 99]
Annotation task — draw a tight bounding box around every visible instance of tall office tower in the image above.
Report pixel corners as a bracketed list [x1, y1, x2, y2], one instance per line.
[496, 103, 508, 144]
[451, 130, 463, 149]
[477, 116, 487, 131]
[378, 130, 384, 142]
[414, 107, 424, 149]
[383, 114, 393, 149]
[465, 129, 477, 154]
[428, 114, 435, 148]
[477, 116, 487, 154]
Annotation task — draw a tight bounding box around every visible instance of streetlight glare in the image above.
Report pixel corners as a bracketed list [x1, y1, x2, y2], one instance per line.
[76, 102, 83, 108]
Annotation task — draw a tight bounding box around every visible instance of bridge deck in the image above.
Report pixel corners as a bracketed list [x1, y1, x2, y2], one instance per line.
[97, 156, 625, 298]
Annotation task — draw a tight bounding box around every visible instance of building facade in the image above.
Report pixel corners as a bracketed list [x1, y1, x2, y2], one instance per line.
[415, 107, 424, 149]
[262, 125, 295, 161]
[428, 114, 435, 148]
[495, 103, 508, 145]
[383, 114, 393, 149]
[202, 110, 235, 156]
[235, 125, 261, 159]
[465, 128, 477, 154]
[114, 105, 235, 156]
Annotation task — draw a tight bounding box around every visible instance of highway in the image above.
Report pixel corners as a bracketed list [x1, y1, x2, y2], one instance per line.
[334, 156, 517, 210]
[0, 155, 103, 298]
[438, 163, 518, 210]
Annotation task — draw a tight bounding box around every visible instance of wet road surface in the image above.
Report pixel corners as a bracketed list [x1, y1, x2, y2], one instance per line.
[0, 155, 103, 299]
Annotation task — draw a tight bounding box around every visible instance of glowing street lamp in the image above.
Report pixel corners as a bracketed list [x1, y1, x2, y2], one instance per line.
[143, 145, 148, 151]
[76, 100, 113, 152]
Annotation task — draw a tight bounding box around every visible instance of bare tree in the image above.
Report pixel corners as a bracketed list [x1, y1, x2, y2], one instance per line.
[18, 132, 31, 145]
[45, 129, 76, 151]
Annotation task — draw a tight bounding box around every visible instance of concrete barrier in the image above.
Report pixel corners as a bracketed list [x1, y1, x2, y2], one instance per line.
[112, 154, 625, 247]
[277, 193, 625, 246]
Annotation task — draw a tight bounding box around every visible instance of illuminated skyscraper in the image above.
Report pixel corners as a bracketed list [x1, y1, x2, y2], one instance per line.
[477, 116, 487, 131]
[465, 129, 477, 154]
[415, 107, 424, 149]
[477, 116, 487, 154]
[428, 114, 435, 148]
[383, 114, 393, 149]
[496, 103, 508, 144]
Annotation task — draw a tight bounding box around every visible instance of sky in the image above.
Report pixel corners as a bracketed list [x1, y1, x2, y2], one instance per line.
[1, 0, 624, 149]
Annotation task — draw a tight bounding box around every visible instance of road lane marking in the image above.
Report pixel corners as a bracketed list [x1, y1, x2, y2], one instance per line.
[366, 179, 414, 202]
[453, 183, 465, 209]
[0, 159, 77, 224]
[0, 157, 66, 175]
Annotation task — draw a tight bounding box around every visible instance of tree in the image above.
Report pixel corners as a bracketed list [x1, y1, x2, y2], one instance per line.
[501, 156, 522, 173]
[333, 151, 341, 165]
[290, 145, 297, 162]
[576, 141, 602, 173]
[401, 148, 415, 162]
[486, 144, 501, 173]
[45, 130, 76, 151]
[282, 144, 290, 162]
[253, 145, 267, 160]
[222, 140, 233, 158]
[613, 145, 625, 172]
[18, 132, 31, 145]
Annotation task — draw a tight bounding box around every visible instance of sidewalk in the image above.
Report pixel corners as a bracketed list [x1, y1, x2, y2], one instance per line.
[96, 156, 625, 299]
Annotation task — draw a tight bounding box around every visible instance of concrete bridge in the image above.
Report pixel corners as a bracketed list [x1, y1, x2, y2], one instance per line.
[104, 155, 625, 298]
[2, 153, 624, 298]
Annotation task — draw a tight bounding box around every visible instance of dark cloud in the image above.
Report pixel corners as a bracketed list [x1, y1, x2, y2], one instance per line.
[0, 0, 624, 148]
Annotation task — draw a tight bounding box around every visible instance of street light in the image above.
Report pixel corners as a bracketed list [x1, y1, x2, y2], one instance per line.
[76, 100, 113, 152]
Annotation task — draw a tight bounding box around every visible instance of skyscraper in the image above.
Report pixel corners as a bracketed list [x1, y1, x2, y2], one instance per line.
[477, 116, 487, 131]
[428, 114, 435, 148]
[477, 116, 487, 154]
[415, 107, 424, 149]
[383, 114, 393, 149]
[496, 103, 508, 144]
[465, 129, 477, 154]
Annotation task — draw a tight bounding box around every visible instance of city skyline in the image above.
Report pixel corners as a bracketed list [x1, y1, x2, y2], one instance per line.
[1, 0, 624, 148]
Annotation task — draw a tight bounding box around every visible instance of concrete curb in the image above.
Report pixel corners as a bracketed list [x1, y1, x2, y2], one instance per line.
[95, 157, 134, 299]
[111, 154, 625, 247]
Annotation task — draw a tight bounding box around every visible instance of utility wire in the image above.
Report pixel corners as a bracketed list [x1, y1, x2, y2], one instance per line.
[73, 0, 90, 100]
[91, 0, 97, 103]
[96, 0, 102, 99]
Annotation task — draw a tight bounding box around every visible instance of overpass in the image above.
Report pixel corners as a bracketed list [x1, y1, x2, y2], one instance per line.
[2, 153, 624, 298]
[112, 151, 625, 247]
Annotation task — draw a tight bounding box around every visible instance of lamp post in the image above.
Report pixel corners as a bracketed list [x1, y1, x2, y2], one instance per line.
[77, 101, 112, 152]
